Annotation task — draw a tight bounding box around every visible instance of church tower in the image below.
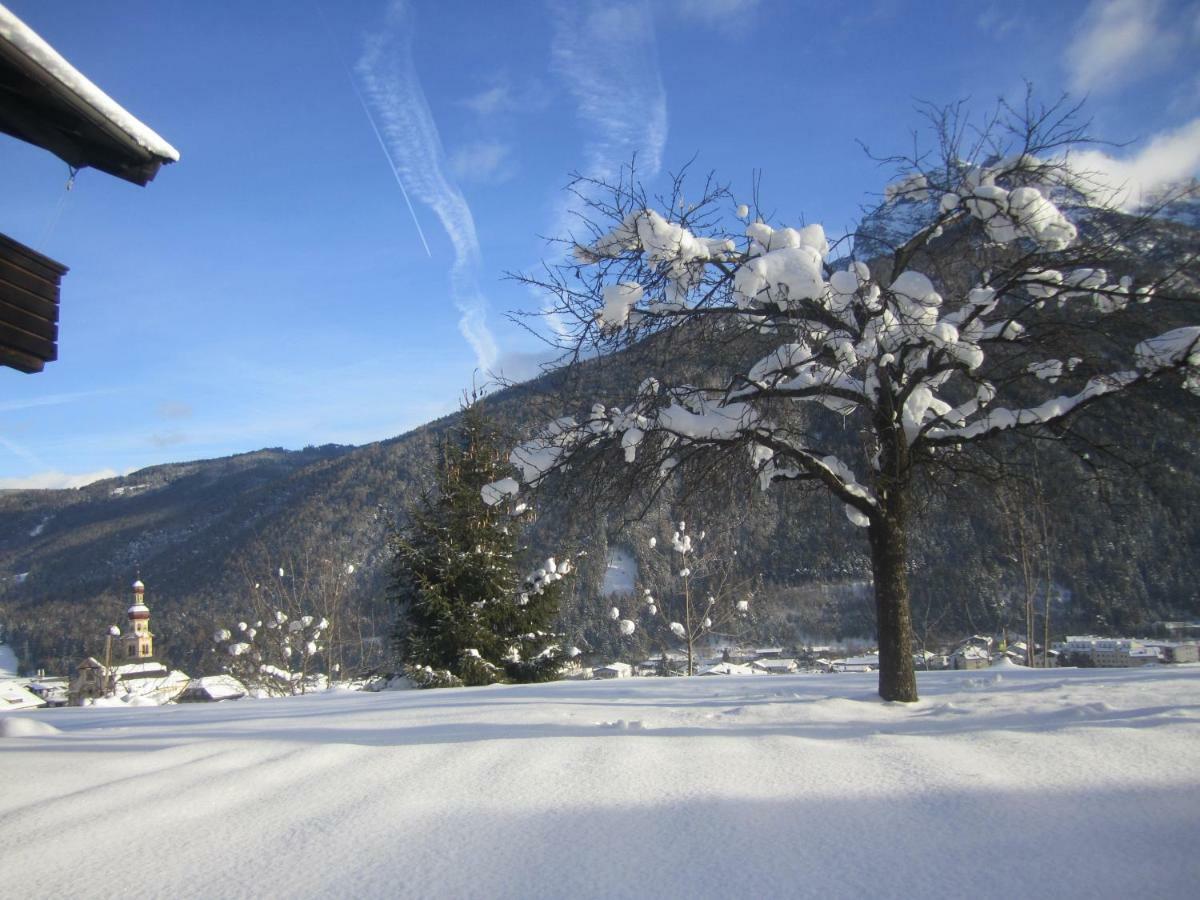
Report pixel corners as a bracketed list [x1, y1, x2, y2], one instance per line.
[123, 578, 154, 659]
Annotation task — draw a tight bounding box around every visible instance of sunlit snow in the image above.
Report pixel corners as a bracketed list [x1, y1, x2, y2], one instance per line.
[0, 666, 1197, 897]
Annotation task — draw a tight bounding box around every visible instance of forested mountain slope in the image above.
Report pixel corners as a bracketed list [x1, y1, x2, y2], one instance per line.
[2, 215, 1198, 677]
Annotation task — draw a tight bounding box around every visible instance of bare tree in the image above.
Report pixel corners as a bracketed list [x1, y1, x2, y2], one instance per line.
[213, 538, 360, 694]
[610, 520, 755, 675]
[498, 94, 1199, 701]
[995, 451, 1055, 666]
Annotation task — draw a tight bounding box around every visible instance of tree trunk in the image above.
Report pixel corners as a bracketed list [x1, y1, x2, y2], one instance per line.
[867, 487, 919, 702]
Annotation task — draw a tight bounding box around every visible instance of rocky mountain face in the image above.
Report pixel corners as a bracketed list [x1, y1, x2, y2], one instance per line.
[3, 215, 1199, 677]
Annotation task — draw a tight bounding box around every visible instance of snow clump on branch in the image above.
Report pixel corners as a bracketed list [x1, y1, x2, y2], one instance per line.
[488, 132, 1200, 546]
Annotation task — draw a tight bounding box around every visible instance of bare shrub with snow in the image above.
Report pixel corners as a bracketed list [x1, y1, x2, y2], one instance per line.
[609, 522, 753, 675]
[213, 601, 329, 697]
[498, 95, 1200, 702]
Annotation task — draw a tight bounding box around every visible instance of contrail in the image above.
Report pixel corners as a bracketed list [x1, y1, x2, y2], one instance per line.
[347, 67, 432, 258]
[357, 0, 499, 370]
[315, 0, 431, 257]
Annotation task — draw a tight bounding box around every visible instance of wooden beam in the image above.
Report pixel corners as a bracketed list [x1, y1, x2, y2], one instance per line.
[0, 233, 63, 373]
[0, 344, 44, 373]
[0, 232, 68, 281]
[0, 320, 57, 361]
[0, 296, 57, 341]
[0, 261, 59, 303]
[0, 278, 58, 321]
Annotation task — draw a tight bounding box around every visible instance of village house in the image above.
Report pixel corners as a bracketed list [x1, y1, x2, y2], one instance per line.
[1063, 636, 1160, 668]
[951, 645, 991, 670]
[751, 658, 798, 675]
[1142, 641, 1200, 664]
[178, 675, 248, 703]
[0, 678, 44, 710]
[828, 653, 880, 673]
[698, 661, 762, 676]
[25, 676, 68, 707]
[593, 662, 633, 679]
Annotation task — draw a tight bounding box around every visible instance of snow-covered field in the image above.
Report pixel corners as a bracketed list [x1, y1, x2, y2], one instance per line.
[2, 664, 1198, 898]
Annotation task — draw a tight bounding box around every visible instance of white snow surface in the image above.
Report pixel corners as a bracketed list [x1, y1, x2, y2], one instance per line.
[1, 666, 1198, 897]
[0, 5, 179, 162]
[601, 546, 637, 596]
[0, 642, 17, 677]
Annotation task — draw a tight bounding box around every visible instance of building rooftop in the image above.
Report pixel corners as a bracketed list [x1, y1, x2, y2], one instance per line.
[0, 5, 178, 184]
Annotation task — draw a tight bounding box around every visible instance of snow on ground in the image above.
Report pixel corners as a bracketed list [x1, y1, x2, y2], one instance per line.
[0, 642, 18, 677]
[1, 665, 1198, 898]
[602, 545, 637, 595]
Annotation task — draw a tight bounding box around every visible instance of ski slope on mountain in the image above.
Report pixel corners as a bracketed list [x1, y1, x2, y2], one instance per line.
[2, 665, 1198, 898]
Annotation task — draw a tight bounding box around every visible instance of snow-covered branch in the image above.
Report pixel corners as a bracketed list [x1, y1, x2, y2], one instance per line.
[503, 95, 1200, 702]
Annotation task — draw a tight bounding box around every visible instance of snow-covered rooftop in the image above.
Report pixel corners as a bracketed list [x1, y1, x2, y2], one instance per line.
[0, 4, 178, 184]
[698, 661, 763, 676]
[0, 679, 43, 710]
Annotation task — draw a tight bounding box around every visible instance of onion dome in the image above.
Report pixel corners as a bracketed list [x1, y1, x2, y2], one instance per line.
[128, 577, 149, 618]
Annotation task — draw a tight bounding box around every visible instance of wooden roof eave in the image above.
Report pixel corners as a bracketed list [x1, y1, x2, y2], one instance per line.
[0, 7, 177, 186]
[0, 44, 166, 185]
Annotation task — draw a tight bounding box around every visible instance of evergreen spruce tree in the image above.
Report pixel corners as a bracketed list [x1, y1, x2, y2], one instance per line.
[391, 400, 567, 686]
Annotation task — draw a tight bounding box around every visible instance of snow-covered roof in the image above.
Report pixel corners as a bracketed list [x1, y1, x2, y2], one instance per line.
[114, 661, 168, 678]
[0, 679, 44, 710]
[0, 5, 178, 185]
[106, 669, 189, 705]
[836, 653, 881, 667]
[183, 675, 247, 701]
[956, 646, 991, 660]
[698, 662, 763, 676]
[752, 658, 797, 670]
[593, 662, 632, 676]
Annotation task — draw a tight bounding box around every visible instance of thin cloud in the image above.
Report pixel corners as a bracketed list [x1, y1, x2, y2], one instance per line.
[1068, 117, 1200, 209]
[149, 431, 188, 448]
[674, 0, 760, 26]
[450, 140, 517, 184]
[461, 82, 515, 116]
[0, 433, 44, 469]
[1066, 0, 1174, 94]
[156, 401, 193, 420]
[492, 348, 561, 384]
[0, 468, 118, 491]
[549, 0, 668, 189]
[357, 0, 499, 370]
[0, 389, 117, 414]
[532, 0, 668, 350]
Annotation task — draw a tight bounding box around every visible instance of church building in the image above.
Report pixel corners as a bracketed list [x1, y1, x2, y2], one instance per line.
[69, 577, 177, 704]
[124, 578, 154, 659]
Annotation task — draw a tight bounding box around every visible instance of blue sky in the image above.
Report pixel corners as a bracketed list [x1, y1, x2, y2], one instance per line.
[1, 0, 1198, 489]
